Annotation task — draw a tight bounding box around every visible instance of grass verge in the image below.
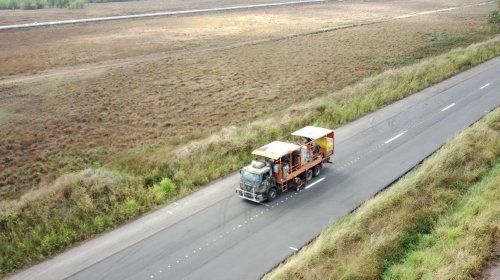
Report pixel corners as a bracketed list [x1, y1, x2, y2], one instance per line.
[263, 108, 500, 279]
[0, 38, 499, 277]
[384, 162, 500, 279]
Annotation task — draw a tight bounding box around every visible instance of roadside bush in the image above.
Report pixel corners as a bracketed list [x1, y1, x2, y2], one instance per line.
[159, 177, 176, 193]
[151, 177, 176, 201]
[489, 10, 500, 24]
[488, 0, 500, 27]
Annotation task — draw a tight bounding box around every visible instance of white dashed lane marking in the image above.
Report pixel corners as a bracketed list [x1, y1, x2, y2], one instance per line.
[384, 131, 406, 144]
[441, 103, 455, 112]
[305, 178, 325, 189]
[480, 83, 490, 90]
[289, 247, 299, 251]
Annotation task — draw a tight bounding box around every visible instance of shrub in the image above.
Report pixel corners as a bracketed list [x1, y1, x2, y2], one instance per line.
[90, 161, 101, 169]
[151, 177, 176, 202]
[488, 10, 500, 24]
[159, 177, 176, 194]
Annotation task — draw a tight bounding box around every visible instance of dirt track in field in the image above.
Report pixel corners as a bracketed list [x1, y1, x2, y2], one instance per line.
[0, 0, 497, 199]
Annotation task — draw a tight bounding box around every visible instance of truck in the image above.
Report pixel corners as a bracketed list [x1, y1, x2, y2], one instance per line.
[236, 126, 334, 203]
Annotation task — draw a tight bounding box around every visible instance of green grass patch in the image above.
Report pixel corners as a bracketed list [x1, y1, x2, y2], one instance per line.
[383, 162, 500, 280]
[263, 108, 499, 279]
[0, 109, 7, 125]
[488, 1, 500, 26]
[0, 38, 499, 277]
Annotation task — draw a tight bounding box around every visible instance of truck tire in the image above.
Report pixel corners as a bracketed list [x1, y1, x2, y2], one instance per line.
[313, 164, 321, 177]
[305, 169, 313, 182]
[267, 188, 277, 202]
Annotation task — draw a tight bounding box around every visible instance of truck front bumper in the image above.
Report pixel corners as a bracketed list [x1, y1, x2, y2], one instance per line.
[236, 189, 264, 203]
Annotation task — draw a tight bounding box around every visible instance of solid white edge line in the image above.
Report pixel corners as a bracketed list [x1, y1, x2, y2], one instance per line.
[305, 177, 325, 189]
[441, 103, 455, 112]
[289, 247, 299, 251]
[480, 83, 490, 89]
[384, 131, 406, 144]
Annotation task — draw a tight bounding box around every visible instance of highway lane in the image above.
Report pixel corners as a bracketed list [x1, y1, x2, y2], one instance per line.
[67, 58, 500, 280]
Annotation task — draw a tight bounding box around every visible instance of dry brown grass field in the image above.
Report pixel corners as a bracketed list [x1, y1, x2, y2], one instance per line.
[0, 0, 481, 25]
[0, 0, 485, 76]
[0, 0, 497, 201]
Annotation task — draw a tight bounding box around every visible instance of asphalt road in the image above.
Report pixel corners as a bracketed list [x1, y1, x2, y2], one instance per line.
[59, 58, 499, 280]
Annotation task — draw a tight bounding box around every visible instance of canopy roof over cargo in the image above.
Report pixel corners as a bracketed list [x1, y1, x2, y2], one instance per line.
[291, 126, 334, 140]
[252, 141, 300, 160]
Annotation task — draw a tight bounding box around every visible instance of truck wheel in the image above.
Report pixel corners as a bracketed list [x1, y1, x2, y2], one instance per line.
[305, 170, 313, 182]
[267, 188, 277, 202]
[313, 165, 321, 177]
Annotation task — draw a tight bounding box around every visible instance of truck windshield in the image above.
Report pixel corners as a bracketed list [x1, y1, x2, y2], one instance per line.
[242, 171, 261, 186]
